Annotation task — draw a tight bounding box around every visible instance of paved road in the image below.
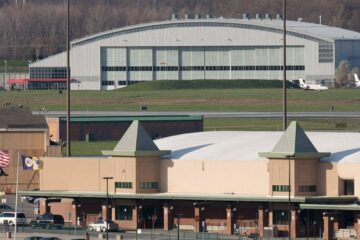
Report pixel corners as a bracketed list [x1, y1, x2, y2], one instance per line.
[35, 111, 360, 118]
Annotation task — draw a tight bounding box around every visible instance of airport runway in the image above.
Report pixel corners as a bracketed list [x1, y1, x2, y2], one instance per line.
[36, 111, 360, 118]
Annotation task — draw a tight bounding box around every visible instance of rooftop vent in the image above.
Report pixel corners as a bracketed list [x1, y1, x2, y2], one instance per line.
[206, 14, 212, 19]
[171, 13, 178, 20]
[255, 13, 262, 20]
[184, 14, 190, 19]
[298, 17, 303, 22]
[276, 14, 282, 20]
[195, 14, 201, 19]
[265, 13, 272, 20]
[242, 13, 249, 20]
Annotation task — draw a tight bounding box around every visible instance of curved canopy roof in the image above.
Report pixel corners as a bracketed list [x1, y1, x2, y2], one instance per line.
[72, 18, 360, 47]
[155, 130, 360, 163]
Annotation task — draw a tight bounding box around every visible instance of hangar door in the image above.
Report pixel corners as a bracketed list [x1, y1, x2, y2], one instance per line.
[100, 47, 127, 89]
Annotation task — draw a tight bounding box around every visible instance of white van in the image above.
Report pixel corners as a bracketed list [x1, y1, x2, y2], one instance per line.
[0, 212, 27, 226]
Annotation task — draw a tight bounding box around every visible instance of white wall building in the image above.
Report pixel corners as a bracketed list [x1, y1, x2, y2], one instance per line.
[29, 16, 360, 90]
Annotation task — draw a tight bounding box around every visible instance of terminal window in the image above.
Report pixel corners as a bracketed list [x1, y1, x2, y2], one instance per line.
[115, 206, 133, 220]
[115, 182, 133, 189]
[344, 180, 354, 195]
[298, 185, 316, 192]
[272, 185, 290, 192]
[273, 210, 289, 225]
[140, 182, 159, 189]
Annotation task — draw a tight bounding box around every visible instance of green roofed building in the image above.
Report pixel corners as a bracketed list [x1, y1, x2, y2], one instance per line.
[46, 115, 203, 141]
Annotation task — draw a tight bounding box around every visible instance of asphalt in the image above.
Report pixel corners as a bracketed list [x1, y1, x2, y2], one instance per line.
[34, 111, 360, 119]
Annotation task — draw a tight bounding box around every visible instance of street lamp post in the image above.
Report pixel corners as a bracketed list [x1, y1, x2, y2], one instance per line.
[177, 213, 183, 240]
[286, 154, 294, 240]
[103, 177, 113, 240]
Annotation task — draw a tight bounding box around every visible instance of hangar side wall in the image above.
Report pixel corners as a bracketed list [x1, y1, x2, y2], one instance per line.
[160, 159, 269, 195]
[335, 40, 360, 69]
[31, 23, 336, 90]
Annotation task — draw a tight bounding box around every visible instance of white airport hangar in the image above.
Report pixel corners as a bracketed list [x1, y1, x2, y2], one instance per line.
[28, 14, 360, 90]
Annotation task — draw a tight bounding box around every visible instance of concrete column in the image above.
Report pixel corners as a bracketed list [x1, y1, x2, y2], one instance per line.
[163, 205, 173, 231]
[290, 208, 298, 239]
[225, 207, 234, 235]
[39, 199, 50, 214]
[258, 206, 265, 238]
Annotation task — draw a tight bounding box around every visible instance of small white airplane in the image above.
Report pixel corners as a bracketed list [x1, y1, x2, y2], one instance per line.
[298, 78, 329, 91]
[355, 73, 360, 88]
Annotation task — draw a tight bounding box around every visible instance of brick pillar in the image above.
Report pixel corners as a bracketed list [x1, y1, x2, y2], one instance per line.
[356, 216, 360, 238]
[290, 208, 298, 239]
[39, 199, 50, 214]
[71, 201, 79, 225]
[194, 206, 204, 233]
[258, 206, 265, 238]
[132, 206, 138, 230]
[163, 205, 173, 231]
[323, 215, 333, 240]
[268, 209, 273, 227]
[225, 206, 234, 235]
[101, 205, 107, 221]
[333, 215, 339, 231]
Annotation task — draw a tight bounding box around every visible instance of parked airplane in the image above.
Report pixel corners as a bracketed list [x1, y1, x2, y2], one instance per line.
[355, 73, 360, 88]
[298, 78, 329, 91]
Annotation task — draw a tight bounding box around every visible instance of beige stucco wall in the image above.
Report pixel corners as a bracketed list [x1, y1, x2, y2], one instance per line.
[136, 156, 160, 193]
[294, 159, 318, 196]
[337, 162, 360, 197]
[46, 117, 60, 141]
[268, 159, 296, 196]
[40, 156, 138, 192]
[317, 162, 341, 197]
[160, 159, 269, 195]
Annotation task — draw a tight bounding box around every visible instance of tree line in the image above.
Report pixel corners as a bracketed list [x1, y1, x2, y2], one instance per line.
[0, 0, 359, 60]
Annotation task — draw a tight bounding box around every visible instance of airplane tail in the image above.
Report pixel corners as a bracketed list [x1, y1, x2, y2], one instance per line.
[355, 73, 360, 83]
[298, 77, 305, 85]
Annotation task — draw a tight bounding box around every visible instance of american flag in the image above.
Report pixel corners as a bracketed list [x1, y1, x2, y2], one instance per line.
[0, 150, 10, 168]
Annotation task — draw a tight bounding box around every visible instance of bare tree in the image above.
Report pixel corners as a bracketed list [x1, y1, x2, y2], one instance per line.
[335, 60, 350, 88]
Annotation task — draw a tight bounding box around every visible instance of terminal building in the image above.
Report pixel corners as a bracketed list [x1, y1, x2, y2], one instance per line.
[21, 121, 360, 239]
[22, 15, 360, 90]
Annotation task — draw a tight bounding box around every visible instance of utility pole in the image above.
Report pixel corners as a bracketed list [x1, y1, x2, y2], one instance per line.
[66, 0, 71, 156]
[283, 0, 288, 131]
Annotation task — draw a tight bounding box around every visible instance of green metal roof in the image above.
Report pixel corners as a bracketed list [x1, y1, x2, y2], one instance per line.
[259, 121, 330, 159]
[300, 204, 360, 211]
[58, 115, 202, 123]
[18, 190, 306, 203]
[102, 120, 170, 157]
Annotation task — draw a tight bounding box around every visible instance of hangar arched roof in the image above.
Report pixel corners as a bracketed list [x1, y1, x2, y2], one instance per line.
[72, 18, 360, 47]
[154, 131, 360, 163]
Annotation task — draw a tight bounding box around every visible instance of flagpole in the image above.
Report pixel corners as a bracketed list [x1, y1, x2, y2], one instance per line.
[13, 151, 20, 239]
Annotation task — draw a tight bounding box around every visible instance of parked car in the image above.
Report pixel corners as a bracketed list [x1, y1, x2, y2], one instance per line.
[24, 237, 43, 240]
[88, 220, 118, 232]
[0, 212, 27, 226]
[30, 213, 64, 229]
[0, 204, 14, 213]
